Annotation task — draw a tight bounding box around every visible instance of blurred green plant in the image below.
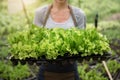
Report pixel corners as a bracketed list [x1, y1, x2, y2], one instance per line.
[0, 61, 30, 80]
[78, 64, 108, 80]
[99, 21, 120, 40]
[96, 60, 120, 74]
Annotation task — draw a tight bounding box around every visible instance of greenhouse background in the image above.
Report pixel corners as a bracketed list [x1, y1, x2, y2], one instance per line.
[0, 0, 120, 80]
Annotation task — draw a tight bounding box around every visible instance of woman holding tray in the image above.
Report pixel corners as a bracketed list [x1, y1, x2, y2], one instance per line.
[33, 0, 86, 80]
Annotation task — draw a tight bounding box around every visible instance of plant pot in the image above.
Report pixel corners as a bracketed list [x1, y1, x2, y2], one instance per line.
[20, 60, 26, 65]
[36, 61, 42, 66]
[27, 61, 34, 65]
[12, 60, 18, 66]
[10, 57, 18, 66]
[26, 57, 36, 65]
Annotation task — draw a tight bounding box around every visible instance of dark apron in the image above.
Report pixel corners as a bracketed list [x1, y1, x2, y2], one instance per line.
[44, 71, 75, 80]
[37, 61, 80, 80]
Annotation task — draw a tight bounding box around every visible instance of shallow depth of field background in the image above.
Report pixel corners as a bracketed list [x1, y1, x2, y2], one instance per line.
[0, 0, 120, 80]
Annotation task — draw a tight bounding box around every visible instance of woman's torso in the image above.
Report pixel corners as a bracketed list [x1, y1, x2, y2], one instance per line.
[34, 5, 86, 80]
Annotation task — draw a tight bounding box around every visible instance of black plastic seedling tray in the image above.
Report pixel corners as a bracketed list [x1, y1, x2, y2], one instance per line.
[10, 52, 111, 66]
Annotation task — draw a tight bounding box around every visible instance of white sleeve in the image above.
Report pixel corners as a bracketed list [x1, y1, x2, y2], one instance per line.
[33, 6, 48, 27]
[33, 10, 43, 27]
[77, 13, 86, 29]
[73, 7, 86, 29]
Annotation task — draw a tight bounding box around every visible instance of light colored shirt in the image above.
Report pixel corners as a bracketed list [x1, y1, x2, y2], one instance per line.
[45, 15, 74, 29]
[33, 5, 86, 29]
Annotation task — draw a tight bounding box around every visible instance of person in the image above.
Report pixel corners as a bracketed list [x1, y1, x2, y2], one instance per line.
[33, 0, 86, 80]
